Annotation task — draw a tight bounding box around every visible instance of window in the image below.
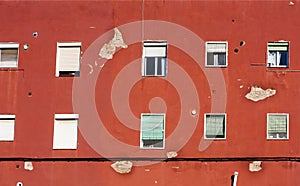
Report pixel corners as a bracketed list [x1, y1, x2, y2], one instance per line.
[140, 114, 165, 149]
[204, 114, 226, 139]
[56, 42, 81, 77]
[0, 43, 19, 68]
[142, 41, 167, 76]
[0, 114, 15, 141]
[206, 42, 228, 67]
[267, 113, 288, 139]
[53, 114, 78, 149]
[267, 42, 289, 67]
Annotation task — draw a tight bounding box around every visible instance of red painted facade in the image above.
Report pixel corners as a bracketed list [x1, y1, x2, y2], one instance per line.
[0, 1, 300, 185]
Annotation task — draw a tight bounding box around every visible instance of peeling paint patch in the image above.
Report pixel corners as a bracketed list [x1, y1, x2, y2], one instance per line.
[88, 64, 93, 74]
[249, 161, 262, 172]
[289, 1, 294, 5]
[111, 161, 133, 174]
[99, 28, 127, 60]
[167, 151, 178, 158]
[245, 86, 276, 102]
[24, 161, 34, 171]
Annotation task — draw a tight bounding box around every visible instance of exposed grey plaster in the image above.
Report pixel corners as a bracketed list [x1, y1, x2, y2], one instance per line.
[167, 151, 178, 158]
[24, 161, 33, 171]
[245, 86, 276, 102]
[99, 28, 128, 60]
[249, 161, 262, 172]
[111, 161, 133, 174]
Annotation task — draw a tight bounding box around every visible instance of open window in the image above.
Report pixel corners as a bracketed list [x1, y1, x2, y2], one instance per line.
[56, 42, 81, 77]
[0, 43, 19, 68]
[267, 113, 288, 139]
[204, 113, 226, 139]
[140, 113, 165, 149]
[0, 114, 15, 141]
[53, 114, 78, 149]
[267, 41, 289, 67]
[206, 42, 228, 67]
[142, 41, 167, 77]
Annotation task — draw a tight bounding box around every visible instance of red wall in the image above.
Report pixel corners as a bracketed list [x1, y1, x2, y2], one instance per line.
[0, 1, 300, 185]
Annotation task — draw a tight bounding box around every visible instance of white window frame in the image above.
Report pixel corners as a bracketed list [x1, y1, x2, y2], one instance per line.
[0, 43, 19, 68]
[205, 41, 228, 67]
[204, 113, 226, 140]
[267, 113, 289, 140]
[55, 42, 81, 77]
[140, 113, 165, 149]
[53, 114, 79, 149]
[0, 114, 15, 141]
[142, 41, 167, 77]
[267, 41, 289, 68]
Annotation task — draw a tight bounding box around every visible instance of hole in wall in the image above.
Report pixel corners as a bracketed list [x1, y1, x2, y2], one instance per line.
[28, 92, 32, 97]
[232, 19, 235, 23]
[23, 44, 29, 50]
[234, 48, 239, 53]
[239, 41, 246, 46]
[16, 164, 20, 169]
[16, 182, 23, 186]
[32, 32, 38, 38]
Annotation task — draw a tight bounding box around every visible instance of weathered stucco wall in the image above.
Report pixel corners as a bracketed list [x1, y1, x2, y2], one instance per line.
[0, 1, 300, 185]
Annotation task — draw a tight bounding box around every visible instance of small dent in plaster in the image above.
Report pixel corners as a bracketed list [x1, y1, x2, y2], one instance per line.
[240, 41, 246, 46]
[23, 44, 29, 50]
[33, 31, 38, 38]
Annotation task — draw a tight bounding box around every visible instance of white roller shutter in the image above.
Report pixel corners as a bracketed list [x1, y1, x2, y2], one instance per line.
[56, 42, 81, 77]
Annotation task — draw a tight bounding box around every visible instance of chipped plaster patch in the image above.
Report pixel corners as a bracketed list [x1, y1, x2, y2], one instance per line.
[88, 64, 93, 74]
[99, 28, 128, 60]
[24, 161, 34, 171]
[167, 151, 178, 158]
[111, 161, 133, 174]
[245, 86, 276, 102]
[249, 161, 262, 172]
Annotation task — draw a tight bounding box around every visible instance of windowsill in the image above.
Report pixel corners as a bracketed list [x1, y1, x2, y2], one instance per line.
[0, 67, 18, 69]
[205, 65, 227, 68]
[142, 75, 166, 77]
[204, 138, 226, 140]
[266, 66, 288, 68]
[140, 147, 165, 150]
[266, 138, 289, 140]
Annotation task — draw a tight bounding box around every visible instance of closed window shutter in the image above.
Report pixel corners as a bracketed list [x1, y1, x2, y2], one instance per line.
[0, 117, 15, 141]
[268, 115, 287, 134]
[144, 47, 166, 57]
[206, 115, 225, 136]
[53, 118, 78, 149]
[58, 46, 80, 72]
[142, 115, 164, 140]
[268, 42, 288, 51]
[207, 43, 227, 53]
[0, 44, 18, 68]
